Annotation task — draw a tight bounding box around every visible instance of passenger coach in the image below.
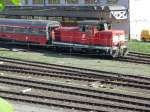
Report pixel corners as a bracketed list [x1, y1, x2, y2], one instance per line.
[0, 18, 60, 45]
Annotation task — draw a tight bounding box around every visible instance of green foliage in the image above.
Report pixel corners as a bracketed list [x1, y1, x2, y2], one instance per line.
[0, 0, 5, 10]
[0, 0, 20, 10]
[11, 0, 20, 5]
[0, 98, 14, 112]
[128, 40, 150, 54]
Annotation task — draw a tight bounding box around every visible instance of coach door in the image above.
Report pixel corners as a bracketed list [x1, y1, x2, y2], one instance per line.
[46, 25, 53, 44]
[46, 27, 55, 43]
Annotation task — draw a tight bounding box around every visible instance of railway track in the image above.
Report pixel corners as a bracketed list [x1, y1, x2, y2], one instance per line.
[0, 65, 150, 90]
[1, 45, 150, 65]
[0, 57, 150, 90]
[129, 52, 150, 57]
[1, 44, 150, 65]
[118, 52, 150, 65]
[0, 57, 149, 111]
[0, 75, 150, 112]
[0, 56, 150, 78]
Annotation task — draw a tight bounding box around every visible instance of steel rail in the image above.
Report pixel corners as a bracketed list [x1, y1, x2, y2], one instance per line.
[0, 75, 149, 108]
[0, 90, 149, 112]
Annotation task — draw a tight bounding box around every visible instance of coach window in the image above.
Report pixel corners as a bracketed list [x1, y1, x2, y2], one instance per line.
[14, 27, 26, 34]
[38, 28, 46, 36]
[5, 26, 14, 33]
[1, 26, 7, 32]
[30, 28, 39, 35]
[0, 26, 3, 32]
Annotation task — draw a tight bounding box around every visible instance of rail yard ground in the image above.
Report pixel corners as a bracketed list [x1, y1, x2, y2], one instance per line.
[0, 41, 150, 76]
[0, 40, 150, 112]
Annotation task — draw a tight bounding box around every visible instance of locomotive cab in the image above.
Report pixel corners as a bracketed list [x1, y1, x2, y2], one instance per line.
[78, 20, 128, 57]
[53, 20, 127, 58]
[78, 20, 111, 36]
[79, 20, 110, 30]
[97, 22, 111, 31]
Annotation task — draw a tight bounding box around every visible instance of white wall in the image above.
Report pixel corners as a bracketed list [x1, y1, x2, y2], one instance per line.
[129, 0, 150, 40]
[116, 0, 150, 40]
[114, 0, 150, 40]
[112, 22, 129, 38]
[111, 0, 129, 38]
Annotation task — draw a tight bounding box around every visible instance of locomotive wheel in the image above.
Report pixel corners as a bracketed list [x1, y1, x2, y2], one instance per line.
[81, 49, 88, 53]
[111, 49, 119, 58]
[122, 48, 128, 57]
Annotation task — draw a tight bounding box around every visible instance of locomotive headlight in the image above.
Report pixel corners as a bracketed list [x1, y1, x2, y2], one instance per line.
[113, 35, 125, 43]
[119, 35, 125, 41]
[113, 35, 119, 42]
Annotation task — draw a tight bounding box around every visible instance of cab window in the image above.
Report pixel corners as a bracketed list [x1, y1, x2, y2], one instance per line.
[96, 22, 111, 31]
[97, 23, 105, 31]
[80, 25, 91, 32]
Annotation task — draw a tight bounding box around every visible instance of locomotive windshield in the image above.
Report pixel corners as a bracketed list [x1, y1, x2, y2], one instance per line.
[80, 25, 92, 32]
[96, 22, 111, 31]
[78, 20, 111, 32]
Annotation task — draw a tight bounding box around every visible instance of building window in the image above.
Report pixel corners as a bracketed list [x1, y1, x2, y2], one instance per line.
[48, 0, 60, 4]
[107, 0, 118, 5]
[65, 0, 79, 4]
[85, 0, 95, 4]
[32, 0, 44, 4]
[24, 0, 28, 5]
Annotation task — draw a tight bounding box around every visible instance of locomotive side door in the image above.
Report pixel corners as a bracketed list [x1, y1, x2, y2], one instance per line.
[80, 25, 93, 45]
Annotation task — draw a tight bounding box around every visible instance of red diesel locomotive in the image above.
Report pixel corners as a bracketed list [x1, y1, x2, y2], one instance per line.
[0, 18, 127, 57]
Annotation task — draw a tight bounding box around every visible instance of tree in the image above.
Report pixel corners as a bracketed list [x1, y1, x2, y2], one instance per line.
[0, 0, 20, 10]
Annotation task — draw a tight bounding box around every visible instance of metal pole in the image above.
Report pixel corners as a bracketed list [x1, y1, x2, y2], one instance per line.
[43, 0, 46, 6]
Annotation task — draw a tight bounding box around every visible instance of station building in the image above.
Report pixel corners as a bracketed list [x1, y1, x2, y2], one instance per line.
[112, 0, 150, 40]
[1, 0, 150, 40]
[6, 0, 122, 6]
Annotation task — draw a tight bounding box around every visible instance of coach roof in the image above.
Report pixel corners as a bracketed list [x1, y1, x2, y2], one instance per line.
[0, 18, 60, 27]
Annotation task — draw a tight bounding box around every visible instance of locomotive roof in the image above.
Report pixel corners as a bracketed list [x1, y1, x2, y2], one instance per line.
[78, 20, 108, 25]
[0, 18, 60, 27]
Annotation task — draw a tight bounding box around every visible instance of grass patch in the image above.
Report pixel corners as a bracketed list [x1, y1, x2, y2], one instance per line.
[0, 47, 150, 76]
[128, 40, 150, 54]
